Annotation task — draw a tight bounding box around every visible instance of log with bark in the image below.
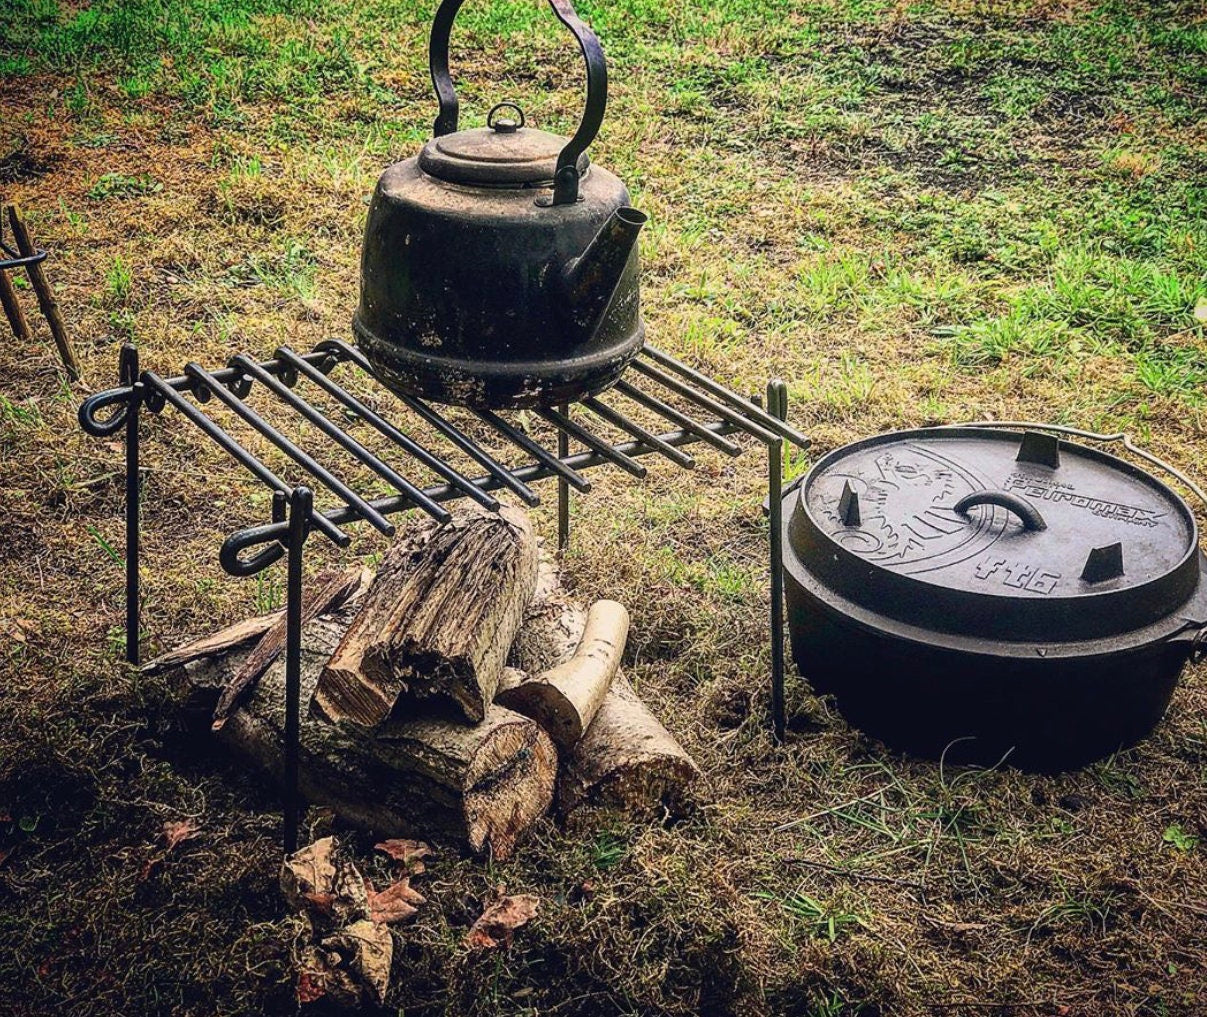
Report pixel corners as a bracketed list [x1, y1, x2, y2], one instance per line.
[314, 507, 538, 728]
[163, 609, 556, 859]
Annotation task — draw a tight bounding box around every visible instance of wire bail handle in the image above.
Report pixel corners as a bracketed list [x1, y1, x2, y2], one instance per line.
[428, 0, 607, 206]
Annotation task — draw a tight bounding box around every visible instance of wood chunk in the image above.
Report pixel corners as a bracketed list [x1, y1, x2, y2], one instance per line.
[315, 507, 538, 727]
[495, 600, 628, 751]
[211, 565, 364, 731]
[174, 613, 556, 859]
[507, 557, 586, 675]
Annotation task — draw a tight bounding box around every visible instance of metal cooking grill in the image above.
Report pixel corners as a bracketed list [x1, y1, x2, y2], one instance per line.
[80, 340, 809, 850]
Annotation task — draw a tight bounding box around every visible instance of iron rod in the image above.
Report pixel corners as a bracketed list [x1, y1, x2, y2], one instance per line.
[473, 406, 591, 493]
[141, 372, 349, 548]
[614, 379, 742, 457]
[319, 339, 541, 506]
[275, 346, 499, 513]
[768, 380, 788, 742]
[644, 346, 811, 449]
[121, 345, 141, 666]
[583, 396, 696, 469]
[230, 355, 451, 525]
[558, 403, 570, 551]
[184, 363, 395, 536]
[282, 486, 310, 854]
[630, 360, 780, 445]
[537, 406, 648, 478]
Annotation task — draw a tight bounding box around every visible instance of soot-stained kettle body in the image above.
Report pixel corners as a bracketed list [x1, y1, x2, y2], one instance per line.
[354, 0, 646, 409]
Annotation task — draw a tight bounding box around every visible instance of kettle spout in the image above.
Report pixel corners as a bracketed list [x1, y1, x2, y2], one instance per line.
[561, 206, 647, 338]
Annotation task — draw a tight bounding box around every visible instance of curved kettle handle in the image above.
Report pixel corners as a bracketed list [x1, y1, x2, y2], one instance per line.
[954, 491, 1047, 531]
[429, 0, 607, 206]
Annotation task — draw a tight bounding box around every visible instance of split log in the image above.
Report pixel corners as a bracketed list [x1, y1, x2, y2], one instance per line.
[495, 600, 629, 751]
[315, 507, 538, 727]
[168, 611, 556, 859]
[144, 612, 282, 673]
[505, 567, 699, 816]
[212, 565, 365, 730]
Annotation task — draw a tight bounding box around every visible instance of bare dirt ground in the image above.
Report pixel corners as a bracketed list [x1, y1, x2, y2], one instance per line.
[1, 1, 1205, 1014]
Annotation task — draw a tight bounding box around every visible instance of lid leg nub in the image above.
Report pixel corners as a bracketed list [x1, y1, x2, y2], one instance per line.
[1081, 542, 1124, 583]
[1017, 430, 1061, 469]
[839, 481, 861, 527]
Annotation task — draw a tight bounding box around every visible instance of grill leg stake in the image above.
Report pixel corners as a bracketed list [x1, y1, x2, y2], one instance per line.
[121, 344, 142, 666]
[558, 402, 571, 551]
[767, 380, 788, 742]
[283, 486, 312, 854]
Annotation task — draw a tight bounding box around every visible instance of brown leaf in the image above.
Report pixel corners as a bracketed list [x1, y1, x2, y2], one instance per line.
[366, 877, 426, 925]
[163, 819, 197, 852]
[303, 891, 336, 916]
[296, 968, 326, 1005]
[464, 893, 539, 950]
[374, 838, 432, 875]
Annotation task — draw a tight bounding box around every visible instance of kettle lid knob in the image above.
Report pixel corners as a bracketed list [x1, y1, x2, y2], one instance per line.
[487, 101, 525, 134]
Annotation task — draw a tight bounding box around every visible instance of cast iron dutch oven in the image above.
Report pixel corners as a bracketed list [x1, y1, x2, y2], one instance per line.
[782, 425, 1207, 770]
[354, 0, 646, 409]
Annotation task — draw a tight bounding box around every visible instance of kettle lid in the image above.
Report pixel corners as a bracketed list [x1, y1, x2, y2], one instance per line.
[419, 102, 589, 187]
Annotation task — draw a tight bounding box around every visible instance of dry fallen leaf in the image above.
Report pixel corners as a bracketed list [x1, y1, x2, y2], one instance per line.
[374, 838, 431, 875]
[366, 877, 426, 924]
[464, 893, 539, 950]
[296, 967, 326, 1005]
[163, 819, 197, 851]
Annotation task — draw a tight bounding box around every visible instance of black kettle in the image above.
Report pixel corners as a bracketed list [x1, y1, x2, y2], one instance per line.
[354, 0, 647, 409]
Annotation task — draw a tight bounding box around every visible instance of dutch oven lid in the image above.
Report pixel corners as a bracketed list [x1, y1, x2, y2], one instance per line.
[419, 105, 590, 188]
[790, 427, 1202, 643]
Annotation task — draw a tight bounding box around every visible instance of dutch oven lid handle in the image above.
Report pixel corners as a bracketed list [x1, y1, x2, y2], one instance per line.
[429, 0, 607, 207]
[954, 491, 1047, 531]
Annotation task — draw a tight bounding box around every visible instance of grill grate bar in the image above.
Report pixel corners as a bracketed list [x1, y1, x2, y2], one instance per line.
[273, 345, 500, 513]
[630, 359, 779, 444]
[320, 338, 541, 507]
[472, 406, 592, 493]
[536, 405, 648, 478]
[582, 395, 695, 469]
[613, 379, 743, 457]
[182, 361, 396, 536]
[228, 354, 452, 525]
[643, 345, 810, 448]
[140, 371, 350, 547]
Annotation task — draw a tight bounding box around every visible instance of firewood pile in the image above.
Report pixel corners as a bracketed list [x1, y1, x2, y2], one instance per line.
[148, 506, 699, 860]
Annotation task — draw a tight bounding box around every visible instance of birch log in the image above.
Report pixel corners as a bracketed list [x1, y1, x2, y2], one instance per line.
[495, 600, 628, 751]
[315, 507, 538, 727]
